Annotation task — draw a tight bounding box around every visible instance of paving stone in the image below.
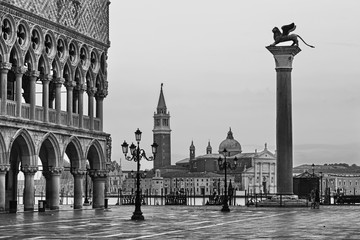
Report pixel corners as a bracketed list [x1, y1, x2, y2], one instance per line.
[0, 205, 359, 239]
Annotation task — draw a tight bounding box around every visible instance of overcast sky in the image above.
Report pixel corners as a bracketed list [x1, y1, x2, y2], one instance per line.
[105, 0, 360, 170]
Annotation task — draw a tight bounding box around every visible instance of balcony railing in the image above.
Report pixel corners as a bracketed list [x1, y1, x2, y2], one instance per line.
[1, 100, 101, 131]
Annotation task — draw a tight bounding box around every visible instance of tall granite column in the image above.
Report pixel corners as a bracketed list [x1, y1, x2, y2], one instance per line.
[266, 46, 301, 195]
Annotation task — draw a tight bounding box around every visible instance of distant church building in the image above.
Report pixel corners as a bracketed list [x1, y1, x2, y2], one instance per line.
[176, 129, 277, 194]
[153, 84, 171, 169]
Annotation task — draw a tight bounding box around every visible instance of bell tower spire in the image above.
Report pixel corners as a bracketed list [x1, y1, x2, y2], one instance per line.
[153, 83, 171, 169]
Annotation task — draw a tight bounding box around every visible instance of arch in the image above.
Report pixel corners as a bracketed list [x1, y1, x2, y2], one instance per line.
[74, 66, 83, 85]
[0, 38, 8, 62]
[24, 48, 37, 72]
[51, 57, 62, 78]
[64, 136, 84, 169]
[85, 139, 104, 170]
[63, 61, 73, 82]
[86, 70, 95, 88]
[38, 132, 61, 168]
[38, 54, 51, 75]
[9, 44, 24, 67]
[100, 51, 107, 74]
[95, 74, 103, 92]
[8, 129, 37, 166]
[0, 133, 7, 165]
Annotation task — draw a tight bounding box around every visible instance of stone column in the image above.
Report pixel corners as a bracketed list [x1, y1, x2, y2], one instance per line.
[77, 84, 86, 128]
[95, 90, 106, 132]
[89, 170, 108, 209]
[42, 171, 51, 208]
[0, 165, 10, 211]
[54, 78, 65, 125]
[14, 67, 26, 117]
[41, 75, 51, 122]
[29, 71, 39, 121]
[267, 46, 301, 195]
[87, 87, 96, 131]
[71, 168, 85, 209]
[49, 167, 63, 210]
[65, 81, 76, 126]
[21, 165, 38, 211]
[0, 62, 12, 115]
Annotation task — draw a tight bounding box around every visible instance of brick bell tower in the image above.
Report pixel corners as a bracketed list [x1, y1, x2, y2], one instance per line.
[153, 83, 171, 169]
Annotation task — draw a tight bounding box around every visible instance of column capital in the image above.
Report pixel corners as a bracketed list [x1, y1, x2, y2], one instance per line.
[54, 77, 65, 86]
[89, 169, 108, 178]
[266, 46, 301, 69]
[29, 70, 40, 78]
[0, 164, 10, 172]
[0, 62, 12, 71]
[21, 165, 38, 174]
[64, 81, 77, 89]
[41, 74, 52, 83]
[76, 84, 87, 92]
[71, 168, 86, 176]
[95, 89, 108, 99]
[13, 66, 27, 75]
[48, 166, 63, 175]
[87, 87, 97, 97]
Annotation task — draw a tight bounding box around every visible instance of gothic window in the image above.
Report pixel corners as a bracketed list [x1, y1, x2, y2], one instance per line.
[162, 119, 168, 126]
[155, 119, 160, 126]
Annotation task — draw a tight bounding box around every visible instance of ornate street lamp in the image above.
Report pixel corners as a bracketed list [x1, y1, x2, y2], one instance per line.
[121, 128, 158, 220]
[311, 163, 315, 177]
[217, 148, 237, 212]
[319, 171, 323, 203]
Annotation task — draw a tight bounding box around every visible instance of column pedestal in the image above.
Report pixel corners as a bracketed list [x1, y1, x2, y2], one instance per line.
[267, 46, 301, 195]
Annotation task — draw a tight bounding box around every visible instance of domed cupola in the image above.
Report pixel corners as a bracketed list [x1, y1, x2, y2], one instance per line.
[218, 128, 242, 156]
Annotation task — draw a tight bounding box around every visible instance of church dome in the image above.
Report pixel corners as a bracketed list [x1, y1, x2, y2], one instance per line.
[218, 128, 242, 156]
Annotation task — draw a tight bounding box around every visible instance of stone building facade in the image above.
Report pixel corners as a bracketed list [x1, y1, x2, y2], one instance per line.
[0, 1, 111, 212]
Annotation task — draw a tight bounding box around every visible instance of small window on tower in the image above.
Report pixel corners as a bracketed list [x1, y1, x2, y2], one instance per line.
[156, 119, 160, 126]
[162, 119, 168, 126]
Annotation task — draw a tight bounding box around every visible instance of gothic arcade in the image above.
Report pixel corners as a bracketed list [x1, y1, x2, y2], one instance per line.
[0, 1, 111, 211]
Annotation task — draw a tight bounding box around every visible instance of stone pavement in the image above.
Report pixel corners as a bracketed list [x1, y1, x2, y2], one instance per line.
[0, 205, 360, 239]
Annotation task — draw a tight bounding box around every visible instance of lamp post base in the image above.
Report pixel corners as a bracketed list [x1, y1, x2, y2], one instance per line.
[131, 210, 145, 220]
[221, 204, 230, 212]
